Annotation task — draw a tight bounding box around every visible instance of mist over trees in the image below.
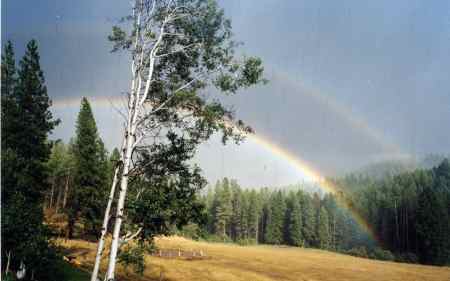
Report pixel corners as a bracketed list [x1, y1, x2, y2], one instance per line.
[198, 160, 450, 266]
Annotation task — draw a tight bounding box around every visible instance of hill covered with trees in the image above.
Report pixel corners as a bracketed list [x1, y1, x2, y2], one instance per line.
[195, 160, 450, 266]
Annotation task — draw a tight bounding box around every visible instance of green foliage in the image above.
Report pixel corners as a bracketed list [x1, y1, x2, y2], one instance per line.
[416, 162, 450, 265]
[336, 159, 450, 265]
[299, 192, 316, 247]
[118, 242, 150, 275]
[246, 190, 260, 241]
[395, 252, 419, 264]
[58, 261, 90, 281]
[236, 238, 258, 246]
[126, 132, 207, 244]
[284, 193, 303, 246]
[317, 206, 330, 249]
[1, 40, 62, 280]
[197, 159, 450, 266]
[67, 97, 109, 239]
[264, 191, 286, 244]
[346, 247, 369, 258]
[178, 223, 204, 240]
[371, 247, 395, 261]
[105, 1, 268, 273]
[211, 179, 232, 237]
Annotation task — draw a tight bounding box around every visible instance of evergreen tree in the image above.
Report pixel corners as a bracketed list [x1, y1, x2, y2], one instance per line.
[230, 180, 243, 240]
[1, 41, 18, 150]
[416, 160, 450, 265]
[247, 190, 260, 242]
[322, 194, 338, 250]
[67, 97, 108, 238]
[1, 40, 61, 280]
[212, 179, 232, 238]
[240, 190, 250, 240]
[265, 191, 286, 244]
[285, 193, 303, 246]
[299, 191, 316, 247]
[317, 206, 331, 249]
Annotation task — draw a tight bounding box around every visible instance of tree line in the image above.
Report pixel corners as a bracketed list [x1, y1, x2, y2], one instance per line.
[336, 160, 450, 265]
[199, 178, 372, 251]
[196, 160, 450, 266]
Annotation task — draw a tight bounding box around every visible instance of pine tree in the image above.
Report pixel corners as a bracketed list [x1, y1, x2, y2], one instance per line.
[285, 193, 303, 246]
[212, 179, 232, 238]
[67, 97, 108, 238]
[240, 190, 250, 240]
[299, 191, 316, 247]
[247, 190, 260, 242]
[1, 40, 60, 280]
[317, 206, 331, 249]
[230, 180, 243, 241]
[416, 162, 450, 265]
[1, 41, 18, 150]
[265, 191, 286, 244]
[322, 193, 338, 250]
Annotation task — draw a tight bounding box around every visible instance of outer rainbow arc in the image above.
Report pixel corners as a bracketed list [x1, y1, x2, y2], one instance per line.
[52, 91, 382, 243]
[269, 69, 411, 160]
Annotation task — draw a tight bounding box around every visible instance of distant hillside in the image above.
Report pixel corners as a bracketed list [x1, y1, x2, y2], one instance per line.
[353, 154, 449, 180]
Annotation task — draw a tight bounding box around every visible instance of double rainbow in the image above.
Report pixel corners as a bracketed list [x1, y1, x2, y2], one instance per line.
[51, 72, 397, 244]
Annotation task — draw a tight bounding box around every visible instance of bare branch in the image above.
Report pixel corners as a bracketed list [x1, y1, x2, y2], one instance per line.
[119, 227, 143, 245]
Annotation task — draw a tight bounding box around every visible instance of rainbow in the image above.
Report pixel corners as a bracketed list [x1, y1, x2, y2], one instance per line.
[245, 132, 380, 244]
[52, 95, 126, 109]
[269, 69, 411, 160]
[51, 80, 387, 243]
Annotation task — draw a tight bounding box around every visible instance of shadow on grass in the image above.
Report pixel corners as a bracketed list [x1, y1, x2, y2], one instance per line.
[59, 261, 90, 281]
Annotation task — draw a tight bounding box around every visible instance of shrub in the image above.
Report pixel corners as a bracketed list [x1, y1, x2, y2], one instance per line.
[371, 247, 395, 261]
[236, 238, 258, 246]
[346, 247, 369, 258]
[202, 234, 234, 243]
[178, 223, 202, 240]
[396, 252, 419, 263]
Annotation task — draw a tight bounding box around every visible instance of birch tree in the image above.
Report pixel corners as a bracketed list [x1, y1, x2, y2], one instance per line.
[91, 1, 266, 280]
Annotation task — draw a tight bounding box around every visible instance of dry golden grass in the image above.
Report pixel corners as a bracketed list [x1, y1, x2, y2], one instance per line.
[58, 236, 450, 281]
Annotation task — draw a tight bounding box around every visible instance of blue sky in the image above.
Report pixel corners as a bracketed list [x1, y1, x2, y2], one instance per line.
[3, 0, 450, 187]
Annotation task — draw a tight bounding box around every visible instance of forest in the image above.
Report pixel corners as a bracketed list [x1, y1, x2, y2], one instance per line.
[2, 0, 450, 280]
[196, 161, 450, 266]
[2, 38, 450, 281]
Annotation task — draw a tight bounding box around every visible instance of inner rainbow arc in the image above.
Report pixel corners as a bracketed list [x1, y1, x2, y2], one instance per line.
[52, 95, 380, 244]
[246, 132, 379, 244]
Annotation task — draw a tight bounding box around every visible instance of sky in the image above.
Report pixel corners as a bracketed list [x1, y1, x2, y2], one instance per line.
[3, 0, 450, 187]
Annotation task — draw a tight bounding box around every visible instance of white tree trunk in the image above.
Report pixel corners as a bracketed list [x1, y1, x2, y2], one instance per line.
[62, 173, 70, 208]
[90, 164, 121, 281]
[102, 2, 192, 278]
[49, 178, 55, 209]
[105, 124, 135, 280]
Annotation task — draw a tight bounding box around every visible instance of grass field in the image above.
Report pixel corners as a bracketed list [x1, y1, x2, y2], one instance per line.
[59, 236, 450, 281]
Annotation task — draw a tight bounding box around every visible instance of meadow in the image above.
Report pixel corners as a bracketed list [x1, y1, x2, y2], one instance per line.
[60, 236, 450, 281]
